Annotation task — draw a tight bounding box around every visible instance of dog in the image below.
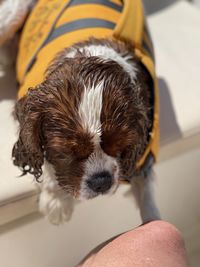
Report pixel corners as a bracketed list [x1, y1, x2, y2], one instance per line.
[0, 0, 160, 224]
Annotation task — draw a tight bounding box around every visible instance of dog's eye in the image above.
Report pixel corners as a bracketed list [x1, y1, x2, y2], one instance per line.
[58, 154, 68, 161]
[76, 153, 90, 161]
[100, 141, 119, 157]
[46, 149, 70, 162]
[70, 141, 94, 161]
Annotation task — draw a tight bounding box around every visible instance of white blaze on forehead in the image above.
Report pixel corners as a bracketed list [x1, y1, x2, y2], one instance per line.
[78, 81, 104, 145]
[78, 80, 120, 200]
[82, 45, 137, 81]
[66, 45, 137, 82]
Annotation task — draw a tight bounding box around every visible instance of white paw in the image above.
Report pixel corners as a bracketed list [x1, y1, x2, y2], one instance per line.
[39, 190, 74, 225]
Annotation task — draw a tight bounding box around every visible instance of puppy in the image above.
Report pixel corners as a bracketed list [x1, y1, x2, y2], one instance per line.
[2, 0, 160, 224]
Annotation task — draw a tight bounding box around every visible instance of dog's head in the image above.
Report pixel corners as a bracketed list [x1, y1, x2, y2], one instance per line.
[12, 47, 152, 200]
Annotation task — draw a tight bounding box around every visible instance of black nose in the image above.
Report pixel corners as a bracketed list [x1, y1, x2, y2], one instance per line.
[87, 171, 113, 193]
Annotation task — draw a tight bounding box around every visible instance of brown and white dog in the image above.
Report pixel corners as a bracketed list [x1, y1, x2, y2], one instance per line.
[0, 0, 160, 224]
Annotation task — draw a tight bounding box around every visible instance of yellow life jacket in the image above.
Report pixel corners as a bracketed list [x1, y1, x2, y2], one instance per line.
[17, 0, 159, 173]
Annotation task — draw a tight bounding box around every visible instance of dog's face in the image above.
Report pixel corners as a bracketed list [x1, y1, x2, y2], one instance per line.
[13, 54, 151, 200]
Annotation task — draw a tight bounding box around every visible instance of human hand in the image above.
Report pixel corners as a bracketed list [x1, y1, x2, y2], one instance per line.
[78, 221, 188, 267]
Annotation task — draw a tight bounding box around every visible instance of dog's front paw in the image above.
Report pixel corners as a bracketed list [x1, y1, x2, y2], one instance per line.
[39, 189, 74, 225]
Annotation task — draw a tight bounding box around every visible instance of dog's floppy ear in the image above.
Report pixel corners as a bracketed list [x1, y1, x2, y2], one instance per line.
[12, 88, 45, 180]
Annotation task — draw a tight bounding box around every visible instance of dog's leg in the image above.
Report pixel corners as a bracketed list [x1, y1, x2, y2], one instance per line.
[38, 161, 74, 225]
[39, 187, 74, 225]
[131, 169, 161, 223]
